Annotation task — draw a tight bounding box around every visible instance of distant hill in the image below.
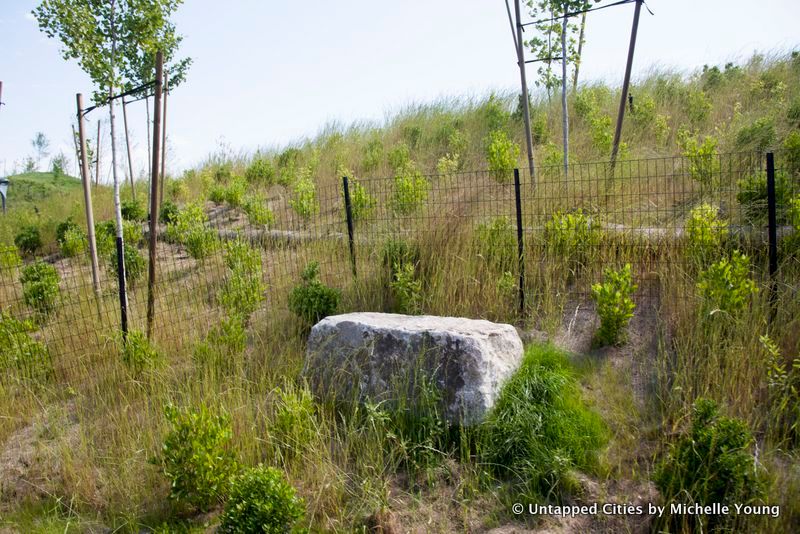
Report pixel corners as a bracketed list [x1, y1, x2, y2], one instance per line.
[4, 172, 83, 206]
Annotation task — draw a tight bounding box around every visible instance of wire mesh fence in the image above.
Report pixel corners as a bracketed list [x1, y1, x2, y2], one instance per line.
[1, 150, 797, 387]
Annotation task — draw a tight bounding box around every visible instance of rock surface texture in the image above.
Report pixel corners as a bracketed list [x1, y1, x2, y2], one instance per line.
[304, 312, 524, 424]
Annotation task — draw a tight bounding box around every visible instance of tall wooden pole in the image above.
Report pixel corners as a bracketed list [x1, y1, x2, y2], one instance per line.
[147, 51, 164, 340]
[145, 96, 152, 215]
[610, 0, 643, 168]
[76, 94, 101, 300]
[95, 120, 102, 186]
[560, 13, 569, 175]
[513, 0, 535, 182]
[122, 98, 136, 201]
[159, 72, 168, 208]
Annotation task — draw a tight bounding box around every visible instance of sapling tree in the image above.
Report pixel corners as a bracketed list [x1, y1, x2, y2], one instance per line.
[34, 0, 188, 329]
[31, 132, 50, 170]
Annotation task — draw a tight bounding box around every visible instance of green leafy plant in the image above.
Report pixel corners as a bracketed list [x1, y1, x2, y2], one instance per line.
[0, 313, 52, 383]
[361, 138, 384, 172]
[784, 130, 800, 175]
[735, 116, 776, 151]
[590, 264, 637, 346]
[387, 143, 411, 172]
[435, 153, 460, 180]
[165, 203, 219, 260]
[685, 89, 712, 124]
[225, 176, 248, 208]
[761, 334, 800, 447]
[544, 209, 599, 271]
[697, 250, 758, 316]
[289, 167, 319, 220]
[208, 183, 227, 204]
[678, 130, 719, 185]
[14, 225, 42, 255]
[389, 261, 424, 315]
[160, 403, 239, 511]
[485, 130, 519, 182]
[20, 261, 61, 316]
[481, 343, 607, 500]
[193, 315, 247, 369]
[685, 203, 728, 261]
[339, 167, 376, 221]
[476, 216, 516, 272]
[391, 163, 429, 215]
[219, 465, 305, 534]
[736, 170, 792, 224]
[245, 154, 276, 186]
[55, 217, 80, 245]
[288, 261, 340, 325]
[106, 241, 145, 286]
[121, 329, 161, 374]
[0, 244, 23, 270]
[218, 238, 265, 320]
[121, 199, 146, 221]
[159, 199, 180, 225]
[59, 227, 87, 258]
[654, 398, 763, 532]
[243, 195, 275, 226]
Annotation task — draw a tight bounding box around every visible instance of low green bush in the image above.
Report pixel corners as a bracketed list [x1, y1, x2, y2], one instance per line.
[121, 199, 146, 222]
[218, 239, 265, 320]
[654, 399, 763, 532]
[14, 225, 42, 255]
[165, 203, 219, 260]
[0, 244, 22, 270]
[685, 203, 728, 261]
[219, 465, 305, 534]
[387, 143, 411, 172]
[339, 167, 376, 221]
[735, 116, 776, 151]
[361, 138, 384, 172]
[678, 130, 719, 185]
[159, 199, 180, 225]
[208, 183, 227, 204]
[243, 195, 275, 226]
[436, 153, 460, 179]
[481, 343, 607, 500]
[590, 264, 637, 347]
[245, 154, 276, 186]
[697, 250, 758, 317]
[389, 261, 423, 315]
[391, 163, 429, 215]
[20, 261, 60, 316]
[121, 330, 161, 374]
[193, 315, 247, 369]
[106, 241, 145, 286]
[60, 227, 87, 258]
[160, 403, 239, 511]
[0, 313, 52, 382]
[55, 217, 80, 246]
[289, 168, 319, 220]
[736, 170, 792, 224]
[288, 261, 340, 325]
[544, 209, 599, 271]
[485, 130, 519, 182]
[225, 176, 248, 208]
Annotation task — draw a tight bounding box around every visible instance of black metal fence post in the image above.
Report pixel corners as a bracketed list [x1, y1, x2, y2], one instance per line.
[343, 176, 357, 277]
[115, 237, 129, 340]
[514, 169, 525, 314]
[766, 152, 778, 318]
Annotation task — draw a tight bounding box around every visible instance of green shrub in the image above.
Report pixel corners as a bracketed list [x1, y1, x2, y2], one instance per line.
[736, 170, 792, 224]
[654, 114, 671, 145]
[678, 131, 719, 185]
[697, 250, 758, 317]
[121, 199, 146, 221]
[219, 465, 305, 534]
[94, 221, 116, 258]
[654, 399, 763, 531]
[160, 404, 239, 511]
[481, 344, 607, 500]
[402, 124, 423, 149]
[225, 176, 248, 208]
[387, 143, 411, 172]
[0, 244, 22, 270]
[783, 130, 800, 175]
[55, 217, 80, 246]
[476, 216, 516, 272]
[159, 199, 180, 225]
[245, 155, 276, 186]
[20, 261, 60, 316]
[193, 315, 247, 369]
[544, 209, 599, 270]
[168, 179, 189, 201]
[481, 93, 511, 131]
[485, 130, 519, 182]
[185, 228, 219, 261]
[530, 112, 548, 145]
[121, 330, 161, 374]
[590, 264, 637, 347]
[391, 163, 429, 215]
[243, 195, 275, 226]
[685, 89, 712, 124]
[686, 203, 728, 260]
[208, 183, 227, 204]
[165, 203, 219, 260]
[339, 167, 376, 221]
[0, 313, 52, 382]
[288, 261, 340, 325]
[14, 225, 42, 255]
[761, 334, 800, 447]
[390, 261, 423, 315]
[735, 116, 776, 151]
[106, 241, 145, 286]
[630, 93, 657, 130]
[435, 153, 460, 180]
[218, 239, 265, 320]
[59, 227, 87, 258]
[289, 168, 319, 220]
[361, 138, 384, 172]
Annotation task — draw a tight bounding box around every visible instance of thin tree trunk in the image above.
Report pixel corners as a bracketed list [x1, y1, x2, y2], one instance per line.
[146, 96, 152, 216]
[561, 13, 569, 175]
[95, 120, 101, 186]
[159, 72, 168, 208]
[122, 98, 136, 201]
[573, 11, 587, 91]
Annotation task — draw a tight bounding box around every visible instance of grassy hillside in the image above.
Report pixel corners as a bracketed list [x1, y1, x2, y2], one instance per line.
[0, 51, 798, 533]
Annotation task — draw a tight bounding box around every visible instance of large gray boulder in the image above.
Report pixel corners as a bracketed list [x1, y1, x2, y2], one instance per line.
[304, 312, 524, 424]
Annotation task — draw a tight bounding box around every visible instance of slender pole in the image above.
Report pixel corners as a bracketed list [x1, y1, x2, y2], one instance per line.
[122, 98, 136, 201]
[560, 13, 569, 175]
[147, 51, 164, 340]
[572, 11, 587, 91]
[610, 0, 643, 168]
[342, 176, 357, 278]
[76, 94, 101, 300]
[71, 124, 80, 177]
[145, 96, 152, 215]
[514, 169, 525, 314]
[766, 152, 778, 321]
[159, 72, 168, 209]
[514, 0, 535, 182]
[95, 120, 102, 186]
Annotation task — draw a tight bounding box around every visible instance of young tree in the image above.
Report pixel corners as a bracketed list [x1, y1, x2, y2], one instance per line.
[31, 132, 50, 170]
[34, 0, 188, 333]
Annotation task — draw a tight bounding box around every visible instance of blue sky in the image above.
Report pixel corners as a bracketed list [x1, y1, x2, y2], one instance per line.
[1, 0, 798, 180]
